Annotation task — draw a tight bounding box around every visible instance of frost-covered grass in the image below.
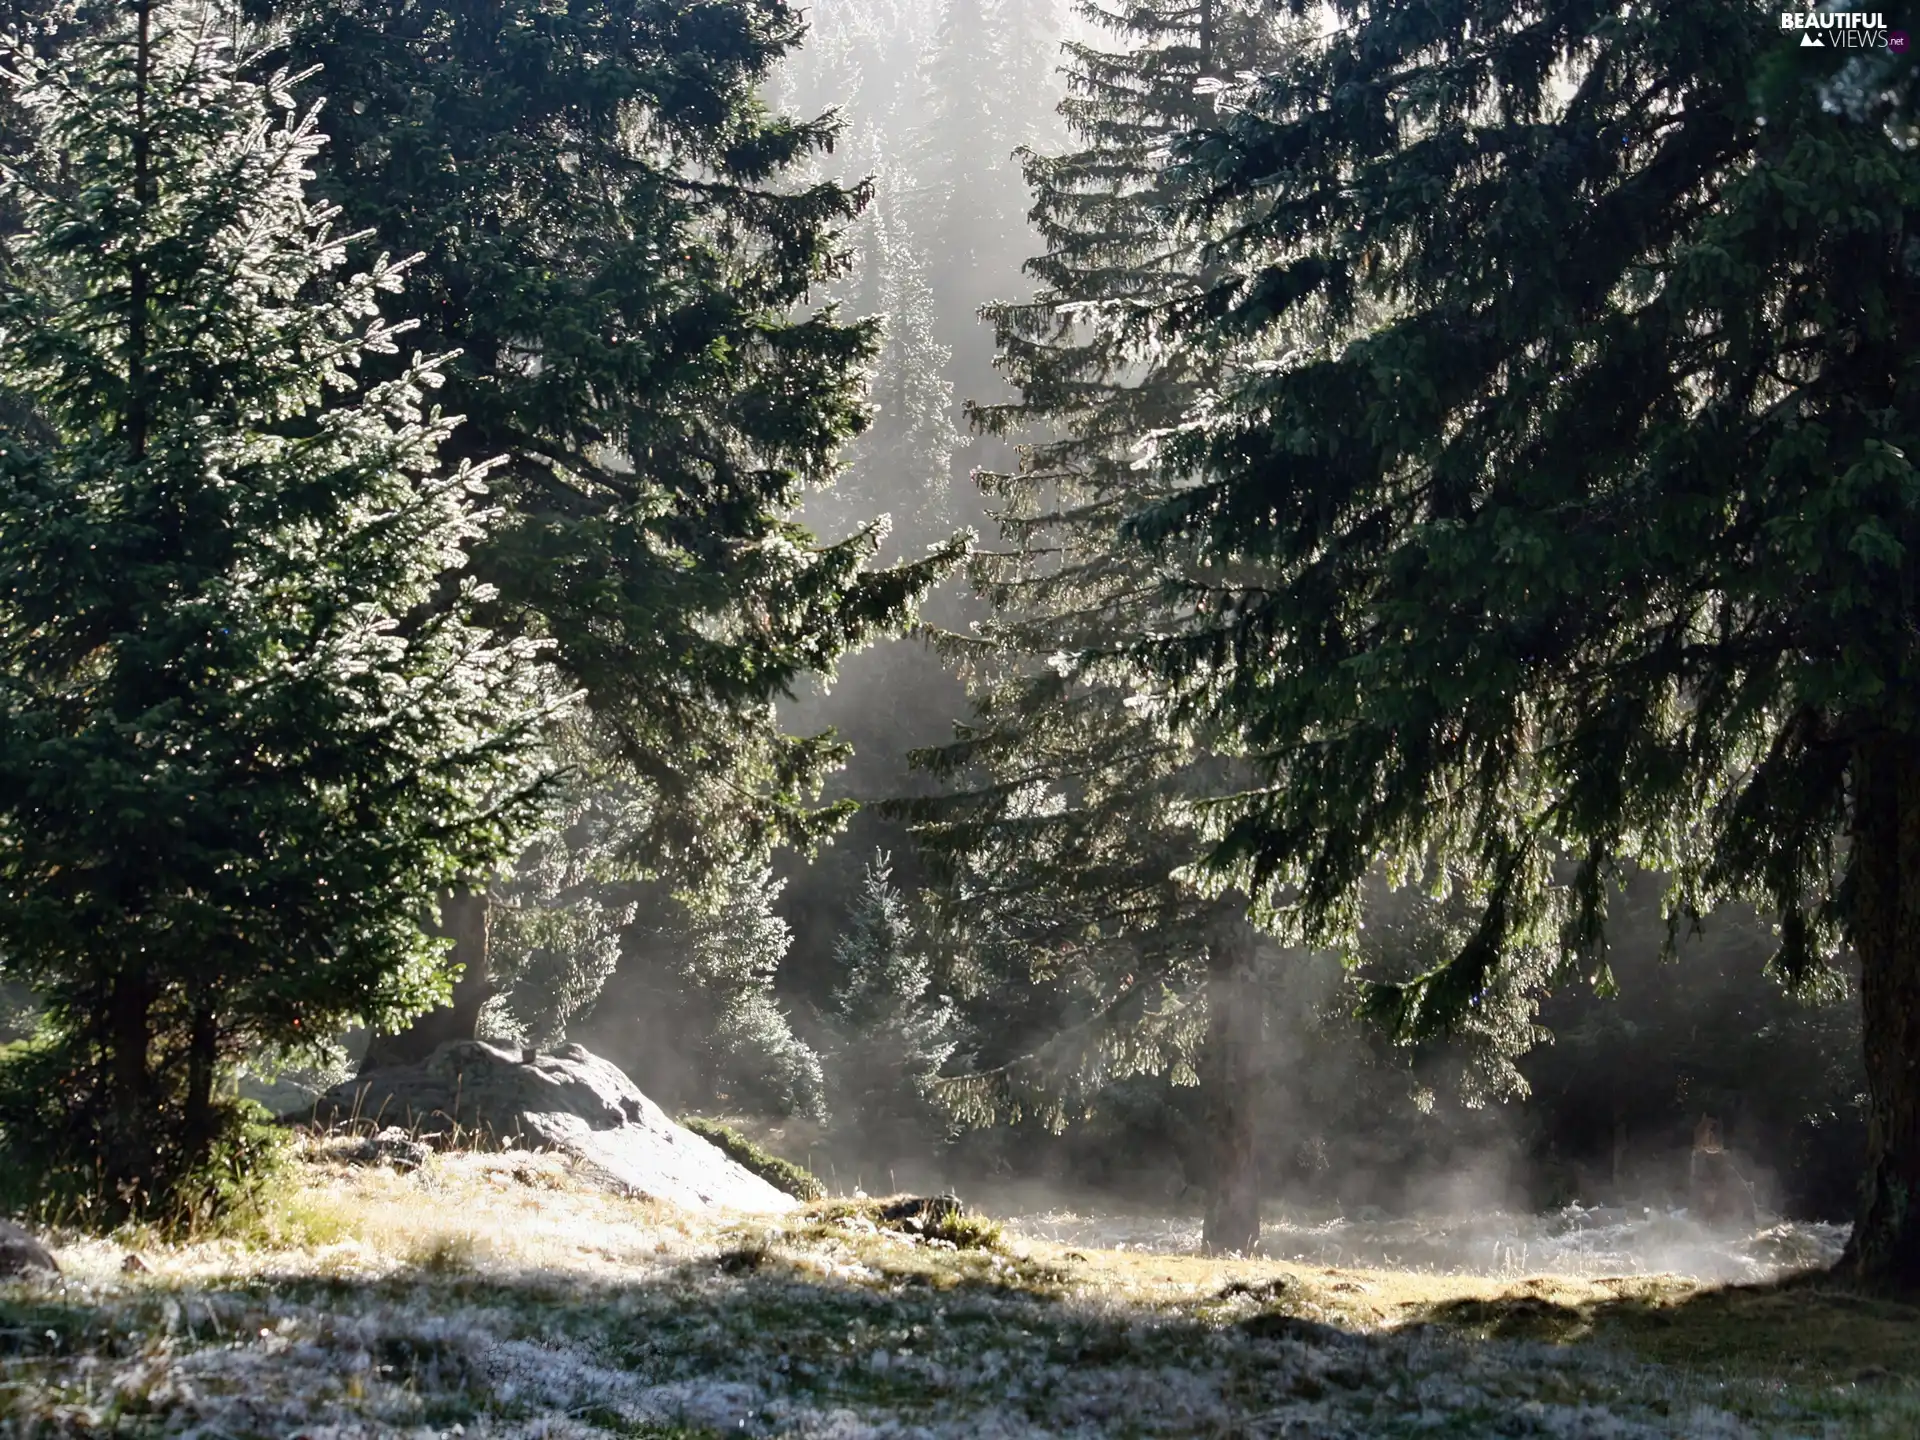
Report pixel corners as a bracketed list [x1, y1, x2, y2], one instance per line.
[995, 1199, 1851, 1283]
[2, 1144, 1916, 1437]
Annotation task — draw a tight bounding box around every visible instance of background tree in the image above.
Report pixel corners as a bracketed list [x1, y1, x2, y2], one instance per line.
[1125, 1, 1920, 1286]
[764, 0, 1071, 1042]
[0, 0, 552, 1221]
[823, 851, 959, 1160]
[904, 0, 1306, 1253]
[244, 0, 969, 1069]
[1521, 875, 1864, 1216]
[601, 860, 827, 1121]
[825, 180, 961, 550]
[481, 727, 651, 1051]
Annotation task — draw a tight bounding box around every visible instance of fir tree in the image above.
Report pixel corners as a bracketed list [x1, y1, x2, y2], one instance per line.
[826, 176, 961, 552]
[0, 0, 552, 1221]
[240, 0, 971, 1067]
[990, 0, 1065, 159]
[622, 860, 825, 1121]
[906, 0, 1305, 1254]
[916, 0, 999, 289]
[825, 852, 959, 1151]
[1124, 2, 1920, 1286]
[483, 726, 651, 1050]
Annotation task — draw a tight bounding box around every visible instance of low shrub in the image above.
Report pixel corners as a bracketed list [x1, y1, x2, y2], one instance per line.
[0, 1035, 291, 1235]
[811, 1195, 1004, 1250]
[680, 1116, 826, 1201]
[922, 1209, 1004, 1250]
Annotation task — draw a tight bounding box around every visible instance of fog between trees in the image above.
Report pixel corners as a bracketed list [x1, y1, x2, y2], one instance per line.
[601, 0, 1868, 1242]
[0, 0, 1899, 1286]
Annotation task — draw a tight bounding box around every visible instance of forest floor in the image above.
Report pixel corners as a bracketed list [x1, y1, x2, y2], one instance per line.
[2, 1143, 1916, 1438]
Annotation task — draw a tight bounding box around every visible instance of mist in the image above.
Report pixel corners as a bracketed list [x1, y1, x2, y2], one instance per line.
[552, 0, 1866, 1282]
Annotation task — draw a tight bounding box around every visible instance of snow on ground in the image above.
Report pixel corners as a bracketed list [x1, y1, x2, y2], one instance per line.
[998, 1204, 1851, 1283]
[0, 1149, 1907, 1438]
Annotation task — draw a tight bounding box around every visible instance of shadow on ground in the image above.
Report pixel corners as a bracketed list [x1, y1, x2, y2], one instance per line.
[5, 1242, 1920, 1437]
[1413, 1268, 1920, 1387]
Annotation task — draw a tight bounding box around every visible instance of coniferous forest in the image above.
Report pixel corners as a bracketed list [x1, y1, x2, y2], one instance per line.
[1, 1, 1918, 1433]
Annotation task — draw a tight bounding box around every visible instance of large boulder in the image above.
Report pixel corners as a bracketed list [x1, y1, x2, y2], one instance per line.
[311, 1041, 798, 1215]
[0, 1220, 58, 1279]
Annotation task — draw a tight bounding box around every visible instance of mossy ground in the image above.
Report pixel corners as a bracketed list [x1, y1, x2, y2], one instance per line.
[1, 1142, 1914, 1436]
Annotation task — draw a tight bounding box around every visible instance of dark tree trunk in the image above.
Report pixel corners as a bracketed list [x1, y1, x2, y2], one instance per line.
[1843, 733, 1920, 1289]
[1202, 913, 1262, 1256]
[182, 1004, 219, 1170]
[102, 973, 156, 1202]
[360, 887, 493, 1074]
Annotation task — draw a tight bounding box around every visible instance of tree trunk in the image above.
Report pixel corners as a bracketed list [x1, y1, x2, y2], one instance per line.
[103, 973, 156, 1198]
[1202, 913, 1262, 1256]
[1843, 731, 1920, 1289]
[182, 1004, 219, 1172]
[360, 887, 493, 1074]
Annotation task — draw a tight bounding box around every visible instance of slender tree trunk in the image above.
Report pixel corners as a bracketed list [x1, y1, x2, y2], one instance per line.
[360, 887, 493, 1073]
[103, 973, 156, 1202]
[1202, 912, 1262, 1255]
[182, 1003, 219, 1170]
[1843, 732, 1920, 1289]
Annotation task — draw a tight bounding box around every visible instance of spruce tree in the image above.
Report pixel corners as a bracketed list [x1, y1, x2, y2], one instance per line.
[913, 0, 1036, 415]
[226, 0, 972, 1068]
[825, 852, 959, 1153]
[906, 0, 1304, 1253]
[482, 727, 651, 1050]
[991, 0, 1067, 163]
[1125, 3, 1920, 1286]
[827, 178, 961, 552]
[0, 0, 551, 1221]
[619, 860, 826, 1121]
[916, 0, 999, 291]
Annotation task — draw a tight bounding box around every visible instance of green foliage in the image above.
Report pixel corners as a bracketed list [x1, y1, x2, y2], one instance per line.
[483, 726, 653, 1050]
[0, 0, 552, 1224]
[770, 2, 967, 560]
[824, 852, 958, 1142]
[812, 1195, 1004, 1250]
[1120, 0, 1920, 1274]
[917, 1207, 1002, 1250]
[0, 976, 35, 1044]
[1127, 0, 1915, 1026]
[623, 860, 826, 1120]
[681, 1116, 827, 1202]
[828, 187, 961, 549]
[1350, 881, 1554, 1111]
[0, 1035, 290, 1233]
[253, 0, 974, 1069]
[901, 1, 1307, 1129]
[267, 0, 970, 875]
[1523, 876, 1866, 1216]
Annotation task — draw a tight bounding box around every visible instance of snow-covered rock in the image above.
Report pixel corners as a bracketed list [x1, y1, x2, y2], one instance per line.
[311, 1041, 797, 1214]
